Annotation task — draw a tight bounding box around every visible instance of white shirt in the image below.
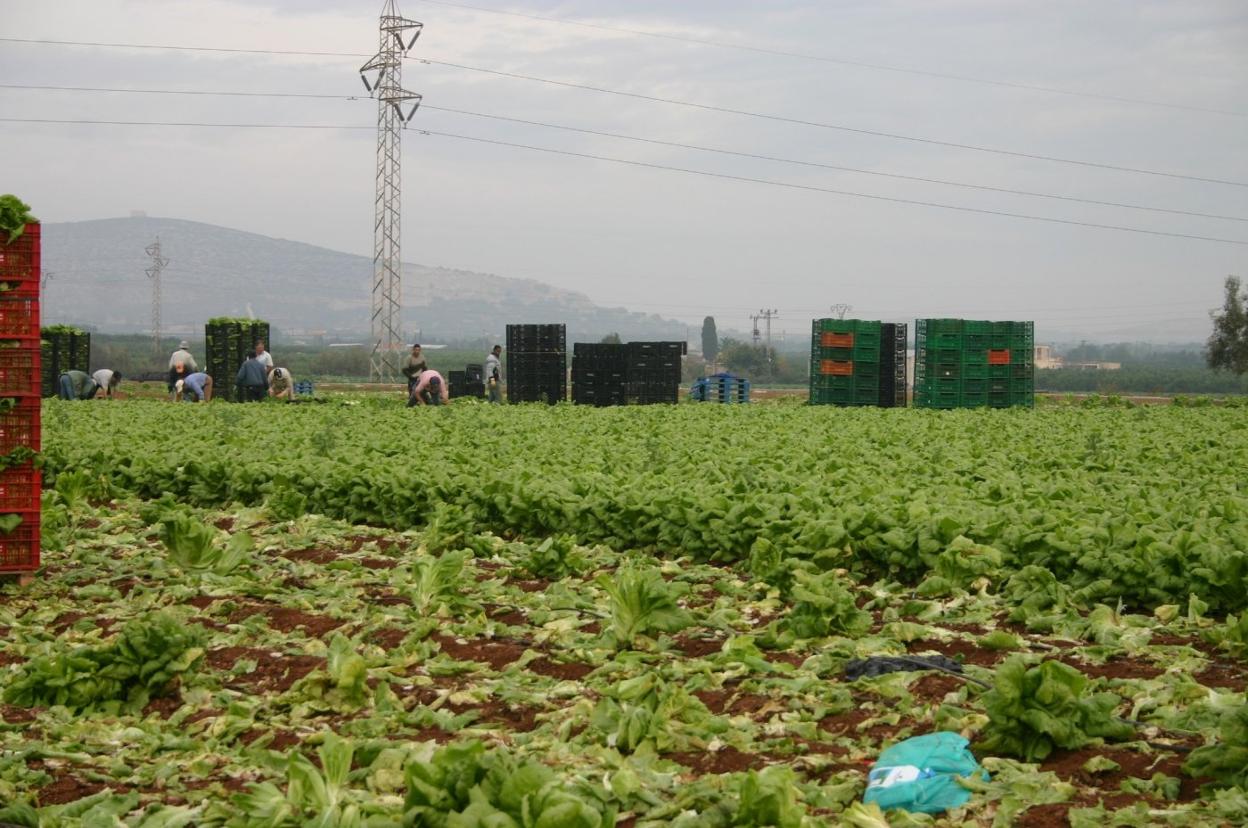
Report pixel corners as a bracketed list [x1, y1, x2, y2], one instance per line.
[92, 369, 115, 391]
[168, 349, 198, 371]
[255, 350, 274, 371]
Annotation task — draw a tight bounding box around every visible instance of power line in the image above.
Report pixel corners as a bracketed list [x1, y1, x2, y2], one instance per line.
[409, 0, 1248, 118]
[4, 82, 1242, 222]
[3, 115, 1245, 246]
[413, 57, 1248, 189]
[0, 82, 357, 100]
[2, 36, 1244, 188]
[414, 128, 1248, 246]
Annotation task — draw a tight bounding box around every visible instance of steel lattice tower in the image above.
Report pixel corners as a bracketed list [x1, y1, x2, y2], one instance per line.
[144, 237, 168, 354]
[360, 0, 423, 382]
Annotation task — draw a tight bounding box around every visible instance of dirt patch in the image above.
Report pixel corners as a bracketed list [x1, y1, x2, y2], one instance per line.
[282, 548, 341, 565]
[0, 703, 39, 723]
[668, 746, 767, 775]
[1195, 661, 1248, 691]
[513, 579, 550, 593]
[360, 557, 397, 570]
[673, 634, 725, 658]
[819, 709, 905, 743]
[208, 646, 325, 693]
[527, 657, 594, 681]
[38, 775, 109, 806]
[909, 674, 965, 701]
[373, 628, 408, 651]
[694, 689, 775, 718]
[184, 708, 221, 725]
[941, 622, 989, 635]
[410, 726, 457, 744]
[908, 637, 1004, 666]
[765, 651, 807, 667]
[1017, 794, 1145, 828]
[475, 700, 540, 732]
[239, 728, 302, 751]
[213, 518, 235, 531]
[228, 603, 342, 638]
[433, 634, 526, 671]
[366, 590, 412, 607]
[143, 694, 184, 719]
[185, 595, 217, 609]
[51, 611, 87, 632]
[0, 650, 24, 667]
[1060, 656, 1163, 681]
[1040, 746, 1202, 801]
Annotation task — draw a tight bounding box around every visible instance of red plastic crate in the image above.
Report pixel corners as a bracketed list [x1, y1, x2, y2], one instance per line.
[0, 347, 40, 396]
[0, 508, 39, 573]
[0, 298, 39, 339]
[820, 331, 854, 348]
[0, 464, 39, 512]
[0, 397, 40, 452]
[988, 349, 1011, 365]
[820, 359, 854, 376]
[0, 224, 40, 281]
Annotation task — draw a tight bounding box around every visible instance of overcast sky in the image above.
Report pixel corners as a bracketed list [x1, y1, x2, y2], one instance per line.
[3, 0, 1246, 342]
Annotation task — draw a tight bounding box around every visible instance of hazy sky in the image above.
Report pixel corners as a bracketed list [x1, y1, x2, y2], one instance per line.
[3, 0, 1246, 342]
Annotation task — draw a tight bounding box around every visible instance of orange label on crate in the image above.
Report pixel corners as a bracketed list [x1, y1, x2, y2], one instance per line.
[820, 359, 854, 376]
[988, 349, 1011, 365]
[821, 332, 854, 348]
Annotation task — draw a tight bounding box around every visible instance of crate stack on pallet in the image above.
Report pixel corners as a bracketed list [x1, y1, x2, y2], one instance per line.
[40, 325, 90, 398]
[915, 319, 1034, 409]
[205, 318, 270, 402]
[571, 343, 628, 406]
[690, 373, 750, 404]
[506, 324, 566, 404]
[809, 319, 905, 407]
[626, 341, 684, 405]
[0, 222, 42, 575]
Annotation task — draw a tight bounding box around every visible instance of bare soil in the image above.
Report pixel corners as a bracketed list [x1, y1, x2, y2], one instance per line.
[433, 634, 527, 671]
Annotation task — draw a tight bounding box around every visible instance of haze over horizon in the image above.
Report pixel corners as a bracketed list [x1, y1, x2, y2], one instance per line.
[2, 0, 1245, 343]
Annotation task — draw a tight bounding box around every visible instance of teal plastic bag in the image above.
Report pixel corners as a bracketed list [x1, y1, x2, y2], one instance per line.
[862, 732, 987, 814]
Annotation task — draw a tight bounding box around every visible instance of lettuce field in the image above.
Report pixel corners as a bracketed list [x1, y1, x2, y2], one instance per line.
[3, 399, 1248, 826]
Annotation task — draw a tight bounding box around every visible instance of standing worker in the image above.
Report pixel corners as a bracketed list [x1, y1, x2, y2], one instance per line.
[269, 367, 294, 401]
[410, 369, 448, 407]
[484, 344, 503, 404]
[177, 372, 213, 402]
[253, 340, 274, 376]
[401, 343, 427, 402]
[235, 353, 269, 402]
[91, 369, 123, 399]
[169, 340, 197, 373]
[57, 369, 98, 400]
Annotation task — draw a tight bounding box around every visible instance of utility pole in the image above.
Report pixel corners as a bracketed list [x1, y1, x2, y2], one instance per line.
[144, 238, 168, 354]
[759, 308, 778, 349]
[360, 0, 423, 382]
[830, 303, 853, 320]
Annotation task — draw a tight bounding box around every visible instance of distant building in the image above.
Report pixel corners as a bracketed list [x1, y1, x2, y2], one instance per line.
[1035, 345, 1064, 370]
[1070, 362, 1122, 371]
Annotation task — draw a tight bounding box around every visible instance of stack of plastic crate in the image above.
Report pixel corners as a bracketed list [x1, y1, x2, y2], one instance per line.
[809, 319, 888, 406]
[571, 342, 628, 406]
[506, 324, 566, 404]
[915, 319, 1034, 409]
[626, 341, 683, 405]
[40, 325, 90, 398]
[0, 222, 42, 574]
[205, 319, 270, 401]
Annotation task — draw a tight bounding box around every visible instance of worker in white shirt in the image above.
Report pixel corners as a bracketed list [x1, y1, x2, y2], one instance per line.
[91, 369, 123, 399]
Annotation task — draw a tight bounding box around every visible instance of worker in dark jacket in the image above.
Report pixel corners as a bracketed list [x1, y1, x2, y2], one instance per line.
[235, 354, 269, 402]
[57, 369, 98, 400]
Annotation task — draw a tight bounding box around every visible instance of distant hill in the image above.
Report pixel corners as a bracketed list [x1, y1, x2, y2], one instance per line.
[39, 217, 689, 343]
